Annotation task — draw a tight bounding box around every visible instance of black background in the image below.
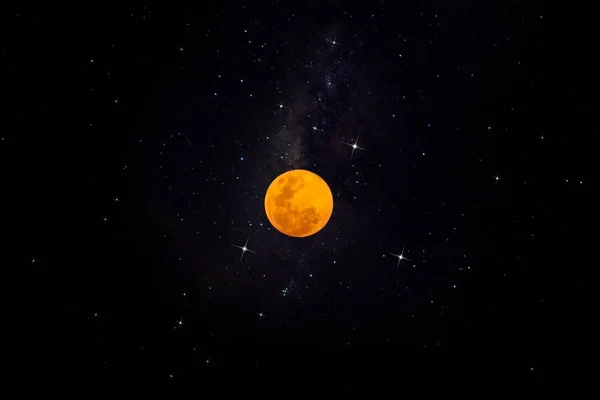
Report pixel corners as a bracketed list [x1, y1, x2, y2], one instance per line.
[6, 1, 594, 389]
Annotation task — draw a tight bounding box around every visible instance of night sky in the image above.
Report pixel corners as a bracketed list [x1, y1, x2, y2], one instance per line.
[8, 1, 594, 388]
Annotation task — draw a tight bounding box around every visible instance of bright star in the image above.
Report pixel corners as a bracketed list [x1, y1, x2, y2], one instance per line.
[343, 136, 366, 160]
[233, 237, 256, 261]
[494, 174, 501, 184]
[389, 245, 412, 271]
[326, 38, 339, 49]
[176, 317, 184, 328]
[257, 310, 265, 320]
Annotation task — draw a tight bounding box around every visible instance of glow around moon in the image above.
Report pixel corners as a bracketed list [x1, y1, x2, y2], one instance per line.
[264, 169, 334, 237]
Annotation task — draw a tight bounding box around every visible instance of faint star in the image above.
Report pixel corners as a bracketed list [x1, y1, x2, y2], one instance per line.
[182, 292, 187, 297]
[113, 99, 119, 104]
[312, 126, 318, 131]
[257, 310, 265, 320]
[103, 217, 107, 223]
[233, 237, 256, 261]
[389, 245, 412, 271]
[89, 59, 95, 64]
[179, 47, 184, 52]
[343, 136, 366, 160]
[487, 125, 492, 131]
[206, 359, 210, 364]
[169, 373, 174, 379]
[114, 197, 119, 202]
[31, 258, 35, 265]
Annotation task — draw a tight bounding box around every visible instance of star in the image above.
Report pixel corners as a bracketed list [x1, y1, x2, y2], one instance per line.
[205, 359, 210, 364]
[169, 373, 174, 379]
[257, 310, 265, 320]
[494, 174, 501, 184]
[113, 197, 119, 202]
[389, 245, 412, 271]
[176, 317, 184, 328]
[31, 258, 35, 265]
[233, 237, 256, 261]
[343, 136, 366, 160]
[103, 217, 107, 223]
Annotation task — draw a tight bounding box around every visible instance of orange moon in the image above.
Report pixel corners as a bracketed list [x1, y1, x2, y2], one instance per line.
[264, 169, 334, 237]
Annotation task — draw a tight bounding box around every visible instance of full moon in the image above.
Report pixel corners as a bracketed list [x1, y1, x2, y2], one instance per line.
[264, 169, 334, 237]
